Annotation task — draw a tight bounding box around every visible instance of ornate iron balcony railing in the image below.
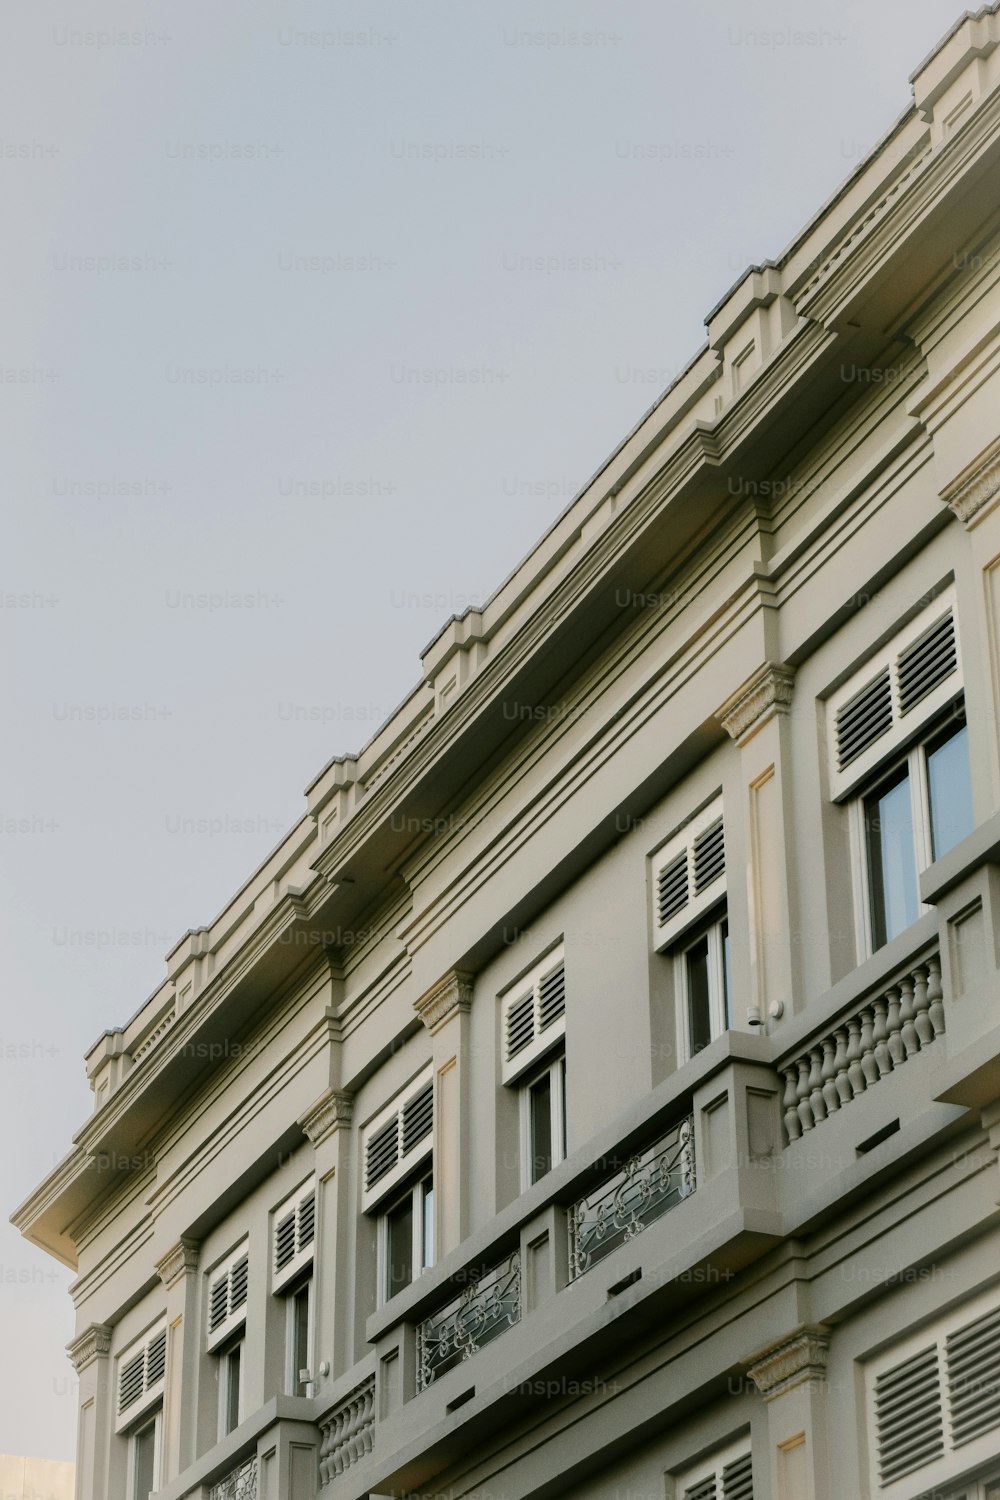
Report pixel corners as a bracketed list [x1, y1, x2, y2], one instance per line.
[208, 1455, 257, 1500]
[568, 1114, 696, 1280]
[417, 1250, 521, 1390]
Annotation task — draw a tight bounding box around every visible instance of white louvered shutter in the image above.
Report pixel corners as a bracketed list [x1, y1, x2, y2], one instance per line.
[361, 1067, 434, 1212]
[652, 798, 726, 952]
[675, 1441, 754, 1500]
[272, 1178, 317, 1293]
[870, 1292, 1000, 1496]
[500, 947, 566, 1084]
[829, 590, 961, 799]
[206, 1241, 250, 1349]
[115, 1321, 167, 1431]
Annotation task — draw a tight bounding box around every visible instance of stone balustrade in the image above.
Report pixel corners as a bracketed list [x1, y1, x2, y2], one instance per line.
[318, 1375, 375, 1483]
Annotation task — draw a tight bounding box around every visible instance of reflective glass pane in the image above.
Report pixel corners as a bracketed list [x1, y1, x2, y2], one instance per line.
[721, 917, 731, 1029]
[292, 1285, 310, 1393]
[529, 1072, 552, 1183]
[927, 720, 973, 859]
[421, 1175, 434, 1270]
[686, 935, 712, 1053]
[386, 1194, 413, 1297]
[224, 1344, 241, 1433]
[865, 764, 918, 948]
[132, 1420, 156, 1500]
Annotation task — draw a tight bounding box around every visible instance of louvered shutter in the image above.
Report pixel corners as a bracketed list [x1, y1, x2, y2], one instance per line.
[206, 1241, 250, 1349]
[829, 591, 961, 799]
[272, 1179, 317, 1292]
[675, 1442, 753, 1500]
[652, 798, 726, 952]
[115, 1321, 167, 1431]
[361, 1067, 434, 1211]
[869, 1292, 1000, 1495]
[500, 947, 566, 1084]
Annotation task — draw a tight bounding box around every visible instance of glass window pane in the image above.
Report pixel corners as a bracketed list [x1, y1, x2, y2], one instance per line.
[558, 1054, 567, 1161]
[225, 1344, 241, 1433]
[386, 1195, 413, 1298]
[421, 1175, 434, 1271]
[686, 936, 712, 1053]
[927, 720, 973, 859]
[721, 917, 731, 1029]
[132, 1419, 156, 1500]
[529, 1072, 552, 1183]
[865, 764, 918, 949]
[292, 1285, 310, 1393]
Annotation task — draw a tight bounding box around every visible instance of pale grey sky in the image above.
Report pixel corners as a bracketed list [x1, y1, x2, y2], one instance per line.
[1, 0, 971, 1459]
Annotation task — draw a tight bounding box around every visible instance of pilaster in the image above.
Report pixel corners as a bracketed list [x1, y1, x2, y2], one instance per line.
[155, 1237, 200, 1479]
[414, 969, 474, 1257]
[299, 1088, 354, 1383]
[747, 1324, 832, 1500]
[67, 1324, 113, 1500]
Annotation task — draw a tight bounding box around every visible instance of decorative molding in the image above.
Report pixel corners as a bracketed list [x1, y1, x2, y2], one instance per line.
[717, 663, 796, 745]
[414, 969, 474, 1034]
[155, 1237, 199, 1290]
[747, 1324, 831, 1400]
[67, 1322, 113, 1372]
[300, 1087, 354, 1146]
[941, 438, 1000, 528]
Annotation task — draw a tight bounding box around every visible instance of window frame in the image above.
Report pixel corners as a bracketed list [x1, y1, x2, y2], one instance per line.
[360, 1066, 434, 1214]
[271, 1177, 316, 1296]
[498, 942, 566, 1086]
[650, 795, 726, 954]
[216, 1332, 245, 1439]
[284, 1274, 313, 1397]
[670, 1433, 753, 1499]
[377, 1168, 434, 1307]
[114, 1321, 167, 1435]
[674, 904, 730, 1064]
[518, 1049, 567, 1189]
[205, 1239, 250, 1353]
[850, 707, 969, 960]
[126, 1406, 161, 1500]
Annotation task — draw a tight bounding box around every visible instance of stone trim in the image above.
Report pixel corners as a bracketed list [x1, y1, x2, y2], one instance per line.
[942, 438, 1000, 528]
[300, 1087, 354, 1146]
[747, 1324, 831, 1400]
[68, 1322, 113, 1372]
[717, 663, 796, 746]
[414, 970, 474, 1034]
[155, 1237, 199, 1290]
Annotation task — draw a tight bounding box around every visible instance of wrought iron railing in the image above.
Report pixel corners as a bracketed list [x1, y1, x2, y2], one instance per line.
[416, 1250, 521, 1390]
[209, 1455, 257, 1500]
[318, 1374, 375, 1482]
[568, 1114, 695, 1280]
[778, 951, 944, 1141]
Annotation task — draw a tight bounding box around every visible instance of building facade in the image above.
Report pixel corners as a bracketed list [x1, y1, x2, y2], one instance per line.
[0, 1455, 75, 1500]
[14, 9, 1000, 1499]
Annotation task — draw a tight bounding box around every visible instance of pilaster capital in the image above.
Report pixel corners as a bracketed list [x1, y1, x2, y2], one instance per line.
[67, 1322, 113, 1372]
[942, 439, 1000, 528]
[299, 1087, 354, 1146]
[746, 1324, 831, 1400]
[717, 663, 795, 746]
[155, 1236, 200, 1290]
[414, 969, 474, 1034]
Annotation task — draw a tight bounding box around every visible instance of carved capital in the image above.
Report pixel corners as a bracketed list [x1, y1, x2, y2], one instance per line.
[942, 439, 1000, 528]
[414, 969, 474, 1034]
[67, 1322, 113, 1372]
[747, 1324, 831, 1400]
[717, 663, 795, 746]
[155, 1236, 199, 1290]
[300, 1087, 354, 1146]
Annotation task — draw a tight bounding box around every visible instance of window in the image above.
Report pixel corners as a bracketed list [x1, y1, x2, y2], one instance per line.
[286, 1278, 312, 1396]
[651, 797, 726, 953]
[379, 1169, 434, 1303]
[672, 1436, 754, 1499]
[218, 1336, 244, 1437]
[677, 911, 731, 1058]
[520, 1051, 566, 1186]
[206, 1240, 249, 1352]
[128, 1410, 160, 1500]
[360, 1067, 434, 1213]
[271, 1178, 316, 1294]
[859, 713, 972, 951]
[867, 1291, 1000, 1498]
[499, 945, 566, 1085]
[115, 1322, 167, 1434]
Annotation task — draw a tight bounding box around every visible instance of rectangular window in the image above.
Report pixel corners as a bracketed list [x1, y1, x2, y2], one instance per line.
[360, 1067, 434, 1213]
[520, 1051, 566, 1187]
[129, 1410, 160, 1500]
[206, 1240, 250, 1352]
[864, 762, 918, 949]
[380, 1170, 433, 1304]
[651, 796, 726, 953]
[677, 911, 730, 1060]
[288, 1280, 312, 1396]
[499, 944, 566, 1084]
[218, 1338, 244, 1437]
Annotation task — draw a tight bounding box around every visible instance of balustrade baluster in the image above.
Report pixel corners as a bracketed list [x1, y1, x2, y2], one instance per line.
[860, 1007, 879, 1086]
[796, 1057, 815, 1134]
[927, 956, 945, 1035]
[833, 1028, 852, 1106]
[821, 1037, 840, 1114]
[872, 998, 893, 1077]
[783, 1067, 802, 1140]
[885, 985, 905, 1067]
[913, 964, 934, 1046]
[846, 1018, 866, 1096]
[808, 1047, 828, 1123]
[898, 973, 919, 1057]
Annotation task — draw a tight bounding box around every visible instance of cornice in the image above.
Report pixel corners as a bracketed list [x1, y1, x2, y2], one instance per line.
[299, 1087, 354, 1146]
[746, 1324, 831, 1401]
[941, 435, 1000, 527]
[413, 970, 474, 1033]
[67, 1322, 113, 1372]
[716, 663, 796, 746]
[155, 1237, 200, 1290]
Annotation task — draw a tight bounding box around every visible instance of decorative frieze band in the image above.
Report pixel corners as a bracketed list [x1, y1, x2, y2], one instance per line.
[67, 1322, 113, 1372]
[746, 1324, 831, 1400]
[717, 663, 796, 746]
[155, 1237, 200, 1290]
[414, 969, 474, 1034]
[300, 1087, 354, 1146]
[942, 439, 1000, 528]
